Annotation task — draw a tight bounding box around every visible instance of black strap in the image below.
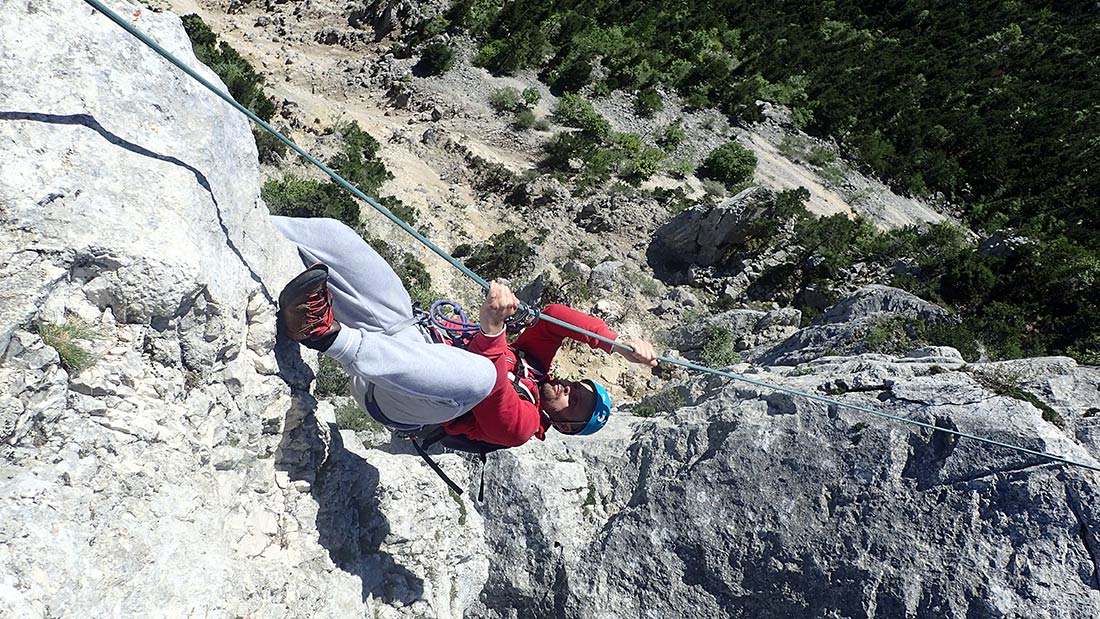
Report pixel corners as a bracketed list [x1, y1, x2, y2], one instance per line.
[410, 436, 464, 496]
[478, 453, 487, 502]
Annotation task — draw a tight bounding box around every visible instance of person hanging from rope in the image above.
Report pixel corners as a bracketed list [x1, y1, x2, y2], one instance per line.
[272, 216, 658, 448]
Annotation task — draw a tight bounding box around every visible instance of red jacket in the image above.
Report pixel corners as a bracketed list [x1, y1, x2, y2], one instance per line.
[441, 304, 617, 447]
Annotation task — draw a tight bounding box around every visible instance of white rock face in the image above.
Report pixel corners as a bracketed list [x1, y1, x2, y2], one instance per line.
[0, 1, 486, 617]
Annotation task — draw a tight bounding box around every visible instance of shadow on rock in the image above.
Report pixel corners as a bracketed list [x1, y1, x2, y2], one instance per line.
[313, 424, 424, 604]
[273, 333, 423, 604]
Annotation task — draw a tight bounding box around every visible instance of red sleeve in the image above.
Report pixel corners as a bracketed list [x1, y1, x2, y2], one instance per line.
[512, 304, 618, 371]
[442, 332, 544, 447]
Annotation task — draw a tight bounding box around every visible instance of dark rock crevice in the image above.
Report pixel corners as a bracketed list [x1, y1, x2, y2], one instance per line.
[1065, 484, 1100, 590]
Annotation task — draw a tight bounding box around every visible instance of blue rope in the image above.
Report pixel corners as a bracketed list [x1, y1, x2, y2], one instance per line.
[82, 0, 1100, 473]
[428, 299, 481, 335]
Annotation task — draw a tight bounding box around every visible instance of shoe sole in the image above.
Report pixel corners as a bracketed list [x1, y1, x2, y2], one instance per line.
[278, 263, 329, 310]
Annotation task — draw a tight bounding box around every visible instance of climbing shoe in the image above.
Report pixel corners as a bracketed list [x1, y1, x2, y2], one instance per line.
[278, 263, 341, 351]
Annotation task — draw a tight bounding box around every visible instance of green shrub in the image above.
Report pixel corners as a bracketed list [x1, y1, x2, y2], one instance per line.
[37, 317, 100, 373]
[513, 108, 537, 130]
[365, 235, 436, 307]
[700, 326, 741, 367]
[807, 146, 835, 167]
[446, 0, 498, 35]
[462, 230, 534, 280]
[490, 87, 523, 112]
[182, 14, 275, 123]
[554, 94, 611, 138]
[521, 87, 541, 108]
[415, 42, 455, 76]
[315, 356, 349, 397]
[658, 121, 686, 150]
[379, 195, 418, 228]
[701, 141, 757, 187]
[634, 388, 686, 416]
[329, 122, 391, 196]
[469, 155, 521, 196]
[335, 400, 386, 432]
[970, 367, 1064, 428]
[414, 15, 450, 43]
[634, 89, 664, 117]
[625, 146, 665, 182]
[261, 176, 360, 227]
[254, 127, 287, 164]
[547, 56, 593, 92]
[668, 158, 695, 179]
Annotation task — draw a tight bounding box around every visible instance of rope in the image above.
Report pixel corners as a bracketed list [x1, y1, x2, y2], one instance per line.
[82, 0, 1100, 474]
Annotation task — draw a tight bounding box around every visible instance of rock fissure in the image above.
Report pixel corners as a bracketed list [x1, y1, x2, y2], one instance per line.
[927, 461, 1058, 489]
[1066, 485, 1100, 590]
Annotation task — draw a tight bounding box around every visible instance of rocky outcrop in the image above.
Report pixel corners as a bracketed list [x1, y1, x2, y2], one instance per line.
[751, 285, 955, 366]
[348, 0, 450, 41]
[1, 2, 482, 617]
[668, 307, 802, 359]
[651, 186, 777, 267]
[470, 354, 1100, 619]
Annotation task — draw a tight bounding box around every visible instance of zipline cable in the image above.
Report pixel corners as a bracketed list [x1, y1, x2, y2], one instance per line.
[83, 0, 1100, 473]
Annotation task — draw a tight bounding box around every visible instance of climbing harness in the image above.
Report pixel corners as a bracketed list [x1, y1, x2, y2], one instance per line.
[82, 0, 1100, 475]
[378, 298, 546, 497]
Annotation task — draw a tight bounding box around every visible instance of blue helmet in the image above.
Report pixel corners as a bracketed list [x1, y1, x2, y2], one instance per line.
[577, 379, 612, 435]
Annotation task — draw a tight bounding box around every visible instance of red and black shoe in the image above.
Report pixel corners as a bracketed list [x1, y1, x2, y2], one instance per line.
[278, 263, 342, 351]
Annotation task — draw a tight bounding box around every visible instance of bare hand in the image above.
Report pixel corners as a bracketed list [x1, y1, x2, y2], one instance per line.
[618, 339, 658, 367]
[479, 281, 519, 336]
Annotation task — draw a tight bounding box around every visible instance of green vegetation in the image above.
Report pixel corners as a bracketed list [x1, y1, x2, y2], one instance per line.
[554, 93, 611, 137]
[633, 89, 663, 117]
[453, 230, 534, 281]
[315, 356, 349, 397]
[657, 121, 686, 150]
[779, 135, 835, 168]
[260, 120, 434, 306]
[447, 1, 1100, 363]
[700, 326, 742, 367]
[415, 42, 455, 76]
[262, 121, 392, 228]
[541, 94, 665, 187]
[262, 176, 358, 224]
[490, 87, 545, 130]
[366, 235, 437, 308]
[700, 141, 757, 188]
[698, 187, 1094, 362]
[861, 315, 927, 355]
[490, 86, 540, 112]
[37, 317, 100, 373]
[632, 387, 686, 417]
[335, 400, 386, 433]
[970, 367, 1064, 428]
[181, 14, 284, 163]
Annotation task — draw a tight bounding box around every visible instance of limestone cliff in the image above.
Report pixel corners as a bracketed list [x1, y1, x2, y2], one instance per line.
[1, 2, 484, 617]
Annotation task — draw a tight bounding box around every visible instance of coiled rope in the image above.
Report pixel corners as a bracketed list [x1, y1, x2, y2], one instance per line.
[82, 0, 1100, 473]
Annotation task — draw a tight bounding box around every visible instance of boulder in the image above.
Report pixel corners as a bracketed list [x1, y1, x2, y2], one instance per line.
[820, 285, 952, 325]
[652, 186, 776, 267]
[752, 286, 955, 366]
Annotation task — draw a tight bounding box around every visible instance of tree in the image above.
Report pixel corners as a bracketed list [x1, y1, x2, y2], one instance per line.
[700, 141, 757, 187]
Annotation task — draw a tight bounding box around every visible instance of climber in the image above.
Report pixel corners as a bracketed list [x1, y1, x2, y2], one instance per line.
[272, 216, 658, 449]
